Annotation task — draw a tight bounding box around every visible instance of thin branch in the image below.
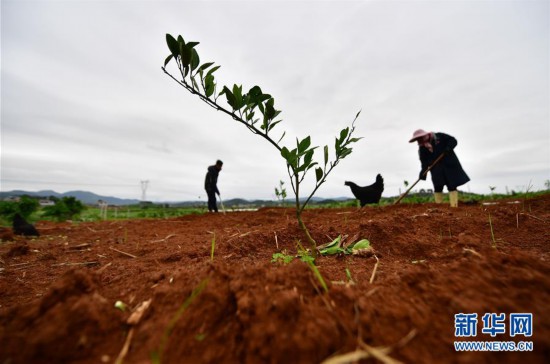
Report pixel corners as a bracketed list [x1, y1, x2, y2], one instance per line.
[163, 67, 284, 153]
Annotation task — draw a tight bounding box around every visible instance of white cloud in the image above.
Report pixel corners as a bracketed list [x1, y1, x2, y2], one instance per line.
[1, 0, 548, 201]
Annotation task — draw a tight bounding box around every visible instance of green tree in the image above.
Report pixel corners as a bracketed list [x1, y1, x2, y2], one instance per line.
[0, 196, 39, 221]
[162, 34, 362, 256]
[43, 196, 85, 221]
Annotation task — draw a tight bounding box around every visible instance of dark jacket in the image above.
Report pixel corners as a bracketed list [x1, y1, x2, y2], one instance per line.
[204, 165, 220, 194]
[418, 132, 470, 189]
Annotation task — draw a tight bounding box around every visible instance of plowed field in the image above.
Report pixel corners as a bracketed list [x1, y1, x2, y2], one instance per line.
[1, 195, 549, 363]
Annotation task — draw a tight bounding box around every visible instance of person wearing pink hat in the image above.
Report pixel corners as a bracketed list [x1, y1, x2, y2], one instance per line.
[409, 129, 470, 207]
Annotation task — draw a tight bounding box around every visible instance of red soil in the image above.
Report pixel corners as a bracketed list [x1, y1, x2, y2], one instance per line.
[0, 195, 549, 363]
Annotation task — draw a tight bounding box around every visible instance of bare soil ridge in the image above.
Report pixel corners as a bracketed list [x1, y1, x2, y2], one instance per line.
[1, 195, 549, 363]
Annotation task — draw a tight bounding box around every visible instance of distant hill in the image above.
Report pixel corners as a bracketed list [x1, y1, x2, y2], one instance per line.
[0, 190, 140, 206]
[1, 190, 355, 207]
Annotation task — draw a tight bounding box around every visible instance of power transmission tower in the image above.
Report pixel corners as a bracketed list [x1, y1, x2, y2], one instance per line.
[140, 180, 150, 201]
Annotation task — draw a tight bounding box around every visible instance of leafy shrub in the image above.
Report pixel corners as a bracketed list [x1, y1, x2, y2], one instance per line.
[0, 196, 39, 222]
[42, 197, 85, 221]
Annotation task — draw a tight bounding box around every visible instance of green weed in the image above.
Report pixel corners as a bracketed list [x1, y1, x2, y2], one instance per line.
[151, 278, 209, 364]
[345, 267, 354, 284]
[488, 213, 497, 248]
[306, 260, 328, 294]
[271, 252, 294, 264]
[210, 233, 216, 262]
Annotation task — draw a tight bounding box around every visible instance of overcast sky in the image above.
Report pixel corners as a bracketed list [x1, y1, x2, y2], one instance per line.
[1, 0, 549, 202]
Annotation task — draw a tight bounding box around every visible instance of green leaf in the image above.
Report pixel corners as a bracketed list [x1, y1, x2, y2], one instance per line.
[315, 167, 323, 182]
[249, 85, 262, 95]
[267, 120, 282, 131]
[166, 34, 179, 56]
[340, 148, 353, 158]
[303, 149, 314, 167]
[264, 98, 276, 119]
[232, 84, 243, 109]
[324, 145, 329, 166]
[180, 43, 192, 66]
[164, 54, 173, 67]
[286, 148, 298, 168]
[187, 41, 200, 48]
[223, 86, 236, 109]
[335, 137, 341, 154]
[198, 62, 214, 72]
[206, 65, 220, 77]
[191, 76, 199, 90]
[345, 238, 373, 255]
[298, 136, 311, 154]
[339, 127, 349, 143]
[320, 246, 345, 256]
[349, 239, 370, 250]
[190, 48, 200, 71]
[271, 253, 294, 264]
[301, 255, 315, 264]
[204, 74, 215, 97]
[320, 235, 344, 255]
[306, 162, 318, 172]
[326, 235, 341, 249]
[281, 147, 290, 159]
[205, 83, 215, 97]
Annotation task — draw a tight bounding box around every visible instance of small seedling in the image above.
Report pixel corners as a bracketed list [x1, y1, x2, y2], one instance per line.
[345, 267, 354, 284]
[488, 213, 497, 248]
[210, 233, 216, 262]
[274, 180, 287, 205]
[306, 260, 329, 294]
[296, 241, 315, 263]
[152, 278, 209, 364]
[114, 300, 127, 312]
[271, 252, 294, 264]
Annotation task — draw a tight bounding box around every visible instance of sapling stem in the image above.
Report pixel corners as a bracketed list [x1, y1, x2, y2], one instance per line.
[162, 34, 362, 259]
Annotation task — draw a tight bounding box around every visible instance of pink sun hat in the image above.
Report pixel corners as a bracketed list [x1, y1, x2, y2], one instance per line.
[409, 129, 430, 143]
